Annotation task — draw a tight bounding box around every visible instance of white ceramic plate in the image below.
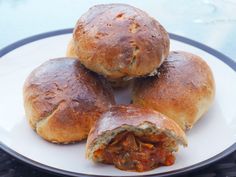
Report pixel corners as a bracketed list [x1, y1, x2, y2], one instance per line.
[0, 29, 236, 177]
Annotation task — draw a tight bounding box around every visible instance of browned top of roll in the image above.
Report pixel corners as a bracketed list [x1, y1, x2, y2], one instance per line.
[132, 51, 215, 130]
[72, 3, 169, 80]
[86, 105, 187, 153]
[23, 58, 115, 133]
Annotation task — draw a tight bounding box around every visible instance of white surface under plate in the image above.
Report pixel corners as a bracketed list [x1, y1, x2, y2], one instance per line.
[0, 31, 236, 176]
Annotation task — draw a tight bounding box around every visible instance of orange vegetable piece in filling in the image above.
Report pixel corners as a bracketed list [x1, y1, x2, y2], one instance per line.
[94, 131, 175, 172]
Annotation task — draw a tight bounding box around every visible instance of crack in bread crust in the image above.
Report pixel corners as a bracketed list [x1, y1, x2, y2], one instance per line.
[35, 100, 66, 130]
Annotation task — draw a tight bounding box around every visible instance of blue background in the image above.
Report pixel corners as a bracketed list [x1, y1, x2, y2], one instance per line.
[0, 0, 235, 60]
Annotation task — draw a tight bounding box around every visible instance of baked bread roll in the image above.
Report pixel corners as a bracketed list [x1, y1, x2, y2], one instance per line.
[86, 105, 187, 172]
[23, 58, 115, 143]
[67, 4, 169, 87]
[132, 51, 215, 130]
[66, 39, 77, 58]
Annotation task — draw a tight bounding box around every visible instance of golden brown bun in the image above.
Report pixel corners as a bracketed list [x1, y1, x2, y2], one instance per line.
[66, 39, 130, 88]
[23, 58, 115, 143]
[69, 4, 169, 85]
[86, 105, 187, 160]
[132, 51, 215, 130]
[66, 39, 78, 58]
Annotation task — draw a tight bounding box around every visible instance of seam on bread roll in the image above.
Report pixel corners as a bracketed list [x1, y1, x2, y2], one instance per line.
[32, 100, 65, 130]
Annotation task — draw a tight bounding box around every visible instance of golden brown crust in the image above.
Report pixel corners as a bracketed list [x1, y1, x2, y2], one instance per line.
[132, 51, 215, 130]
[70, 3, 169, 81]
[66, 39, 78, 58]
[23, 58, 115, 143]
[86, 105, 187, 159]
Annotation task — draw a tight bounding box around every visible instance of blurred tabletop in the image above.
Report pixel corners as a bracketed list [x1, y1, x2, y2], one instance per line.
[0, 0, 236, 60]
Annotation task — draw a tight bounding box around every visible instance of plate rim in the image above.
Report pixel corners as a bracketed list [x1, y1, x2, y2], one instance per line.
[0, 28, 236, 177]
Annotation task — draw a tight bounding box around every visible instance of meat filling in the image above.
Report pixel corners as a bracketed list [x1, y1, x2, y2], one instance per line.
[94, 131, 176, 172]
